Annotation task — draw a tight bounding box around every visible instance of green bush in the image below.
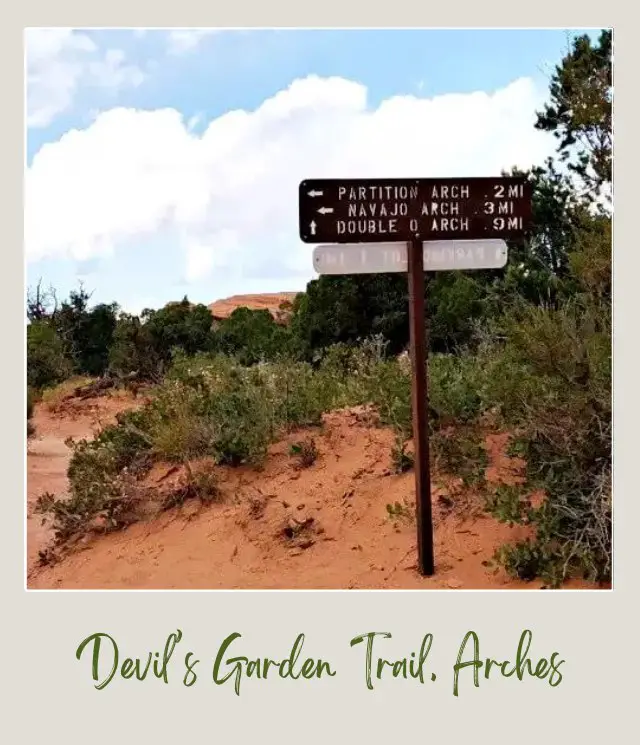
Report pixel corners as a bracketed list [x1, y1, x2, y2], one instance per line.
[429, 354, 486, 424]
[289, 437, 319, 468]
[217, 307, 291, 365]
[27, 322, 73, 390]
[27, 386, 36, 438]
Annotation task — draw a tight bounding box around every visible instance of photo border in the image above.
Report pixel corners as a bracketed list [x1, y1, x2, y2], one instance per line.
[5, 4, 635, 742]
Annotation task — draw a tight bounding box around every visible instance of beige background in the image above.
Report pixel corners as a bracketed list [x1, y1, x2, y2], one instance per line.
[5, 3, 635, 742]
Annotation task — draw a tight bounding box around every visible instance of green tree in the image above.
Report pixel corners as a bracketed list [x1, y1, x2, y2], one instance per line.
[50, 285, 118, 376]
[290, 274, 409, 359]
[217, 307, 289, 365]
[428, 273, 486, 352]
[143, 297, 215, 365]
[27, 321, 72, 390]
[535, 30, 612, 199]
[109, 313, 161, 380]
[27, 386, 36, 437]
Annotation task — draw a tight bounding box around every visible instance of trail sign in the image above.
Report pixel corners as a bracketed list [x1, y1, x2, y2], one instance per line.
[312, 239, 508, 275]
[300, 176, 531, 580]
[299, 177, 532, 244]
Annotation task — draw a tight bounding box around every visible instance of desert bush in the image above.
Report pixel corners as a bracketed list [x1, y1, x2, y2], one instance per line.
[429, 354, 486, 424]
[27, 386, 36, 438]
[141, 298, 216, 367]
[263, 361, 328, 432]
[289, 437, 319, 468]
[390, 435, 414, 474]
[386, 499, 414, 523]
[27, 321, 73, 390]
[40, 377, 94, 411]
[109, 313, 161, 380]
[432, 427, 488, 488]
[36, 439, 132, 542]
[483, 225, 611, 585]
[216, 307, 291, 365]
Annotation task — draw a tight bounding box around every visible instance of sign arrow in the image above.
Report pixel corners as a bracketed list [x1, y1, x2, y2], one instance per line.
[309, 220, 317, 236]
[317, 207, 334, 215]
[307, 189, 323, 197]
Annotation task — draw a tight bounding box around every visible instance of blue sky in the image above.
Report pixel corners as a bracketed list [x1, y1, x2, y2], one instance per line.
[26, 28, 599, 314]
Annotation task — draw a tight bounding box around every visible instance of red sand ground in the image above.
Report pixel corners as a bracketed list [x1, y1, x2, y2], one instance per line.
[26, 394, 603, 591]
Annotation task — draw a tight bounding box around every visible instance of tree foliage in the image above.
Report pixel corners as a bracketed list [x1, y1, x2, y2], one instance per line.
[216, 307, 289, 365]
[142, 298, 215, 365]
[535, 30, 612, 198]
[27, 321, 73, 390]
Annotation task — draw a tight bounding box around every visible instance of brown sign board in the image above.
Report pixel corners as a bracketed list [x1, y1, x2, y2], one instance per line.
[299, 177, 532, 244]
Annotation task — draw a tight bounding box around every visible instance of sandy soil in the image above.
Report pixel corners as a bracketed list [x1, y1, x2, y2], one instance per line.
[26, 394, 606, 591]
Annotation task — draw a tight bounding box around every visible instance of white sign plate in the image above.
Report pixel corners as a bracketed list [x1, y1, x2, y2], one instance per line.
[312, 240, 508, 275]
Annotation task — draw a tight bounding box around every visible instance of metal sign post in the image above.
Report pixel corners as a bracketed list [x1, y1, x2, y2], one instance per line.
[407, 237, 434, 575]
[299, 176, 531, 578]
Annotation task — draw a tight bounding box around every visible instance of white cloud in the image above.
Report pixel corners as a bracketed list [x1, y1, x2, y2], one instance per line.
[26, 74, 555, 283]
[166, 29, 222, 55]
[26, 28, 145, 128]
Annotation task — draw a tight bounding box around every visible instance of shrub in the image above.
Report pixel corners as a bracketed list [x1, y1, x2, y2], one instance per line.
[27, 386, 36, 438]
[289, 437, 319, 468]
[36, 439, 132, 542]
[40, 377, 94, 412]
[432, 427, 488, 488]
[386, 500, 414, 523]
[390, 435, 414, 473]
[109, 313, 161, 380]
[27, 321, 72, 390]
[482, 234, 611, 584]
[429, 354, 486, 424]
[217, 307, 290, 365]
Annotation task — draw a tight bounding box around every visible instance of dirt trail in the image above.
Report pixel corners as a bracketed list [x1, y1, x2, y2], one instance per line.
[26, 396, 603, 591]
[26, 394, 140, 572]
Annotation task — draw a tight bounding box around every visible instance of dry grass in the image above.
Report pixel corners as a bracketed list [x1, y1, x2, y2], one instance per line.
[41, 377, 95, 412]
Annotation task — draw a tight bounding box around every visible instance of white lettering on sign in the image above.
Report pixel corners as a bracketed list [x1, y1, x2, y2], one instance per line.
[337, 185, 419, 201]
[494, 183, 525, 198]
[497, 201, 514, 215]
[347, 202, 409, 218]
[493, 216, 523, 230]
[431, 184, 470, 199]
[430, 217, 469, 232]
[421, 201, 460, 216]
[336, 219, 399, 235]
[383, 248, 404, 268]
